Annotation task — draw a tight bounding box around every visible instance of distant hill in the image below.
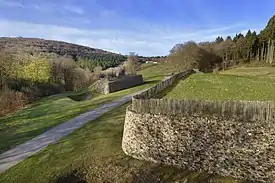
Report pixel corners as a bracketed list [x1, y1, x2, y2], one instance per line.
[0, 37, 165, 69]
[0, 37, 118, 58]
[0, 37, 130, 69]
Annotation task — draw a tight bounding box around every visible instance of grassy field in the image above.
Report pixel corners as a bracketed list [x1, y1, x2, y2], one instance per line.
[221, 66, 275, 79]
[165, 72, 275, 101]
[0, 64, 171, 154]
[0, 104, 244, 183]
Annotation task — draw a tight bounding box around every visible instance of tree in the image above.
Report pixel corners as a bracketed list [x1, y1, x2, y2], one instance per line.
[168, 41, 219, 72]
[215, 36, 224, 44]
[259, 15, 275, 63]
[123, 52, 140, 75]
[245, 30, 258, 60]
[93, 66, 103, 78]
[222, 37, 234, 61]
[170, 43, 184, 54]
[233, 33, 244, 42]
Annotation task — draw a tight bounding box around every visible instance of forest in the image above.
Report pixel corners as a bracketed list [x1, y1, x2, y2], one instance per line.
[168, 15, 275, 71]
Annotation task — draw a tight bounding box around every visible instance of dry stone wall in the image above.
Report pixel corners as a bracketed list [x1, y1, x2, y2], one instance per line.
[122, 106, 275, 183]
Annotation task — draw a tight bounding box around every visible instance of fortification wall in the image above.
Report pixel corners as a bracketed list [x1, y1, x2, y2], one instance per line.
[108, 75, 143, 93]
[122, 106, 275, 183]
[122, 69, 275, 183]
[94, 75, 143, 94]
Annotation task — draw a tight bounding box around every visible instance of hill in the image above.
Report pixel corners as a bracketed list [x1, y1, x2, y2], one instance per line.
[0, 37, 129, 69]
[0, 37, 114, 58]
[0, 37, 165, 69]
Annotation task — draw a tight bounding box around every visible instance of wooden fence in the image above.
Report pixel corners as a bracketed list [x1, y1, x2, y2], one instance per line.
[134, 69, 195, 99]
[132, 70, 275, 122]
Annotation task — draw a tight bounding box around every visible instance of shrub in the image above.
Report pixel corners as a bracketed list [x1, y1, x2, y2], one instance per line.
[168, 41, 222, 72]
[0, 89, 27, 116]
[71, 67, 91, 91]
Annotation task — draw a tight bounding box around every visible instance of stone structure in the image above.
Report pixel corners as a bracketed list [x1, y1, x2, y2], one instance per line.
[122, 106, 275, 183]
[122, 70, 275, 183]
[94, 75, 144, 94]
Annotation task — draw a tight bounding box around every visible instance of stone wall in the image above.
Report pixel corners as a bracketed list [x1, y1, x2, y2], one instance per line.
[94, 75, 144, 94]
[122, 69, 275, 183]
[122, 106, 275, 183]
[93, 78, 109, 94]
[108, 75, 143, 93]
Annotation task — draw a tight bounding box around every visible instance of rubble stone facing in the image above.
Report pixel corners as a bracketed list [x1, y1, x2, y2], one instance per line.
[94, 75, 144, 94]
[122, 106, 275, 183]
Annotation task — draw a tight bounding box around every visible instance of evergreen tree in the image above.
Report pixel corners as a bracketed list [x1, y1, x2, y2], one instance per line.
[215, 36, 224, 43]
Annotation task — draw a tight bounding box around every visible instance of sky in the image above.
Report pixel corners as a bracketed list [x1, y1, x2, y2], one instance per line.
[0, 0, 274, 56]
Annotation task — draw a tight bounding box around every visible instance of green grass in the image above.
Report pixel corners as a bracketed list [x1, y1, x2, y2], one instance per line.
[0, 63, 173, 154]
[165, 73, 275, 101]
[0, 104, 244, 183]
[221, 66, 275, 80]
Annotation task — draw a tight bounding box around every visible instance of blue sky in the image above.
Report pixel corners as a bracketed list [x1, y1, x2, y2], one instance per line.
[0, 0, 274, 56]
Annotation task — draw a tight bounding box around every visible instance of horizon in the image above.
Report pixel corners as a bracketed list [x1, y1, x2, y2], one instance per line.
[0, 0, 274, 56]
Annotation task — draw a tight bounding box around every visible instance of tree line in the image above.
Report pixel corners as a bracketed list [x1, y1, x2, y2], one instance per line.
[0, 50, 141, 116]
[76, 54, 127, 71]
[0, 51, 96, 116]
[168, 15, 275, 71]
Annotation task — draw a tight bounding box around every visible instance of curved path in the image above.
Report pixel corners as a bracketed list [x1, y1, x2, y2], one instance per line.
[0, 91, 142, 174]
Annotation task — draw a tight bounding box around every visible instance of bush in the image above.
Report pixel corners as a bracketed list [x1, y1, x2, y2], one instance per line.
[71, 67, 91, 91]
[0, 51, 97, 116]
[168, 41, 222, 72]
[99, 66, 126, 80]
[0, 89, 27, 116]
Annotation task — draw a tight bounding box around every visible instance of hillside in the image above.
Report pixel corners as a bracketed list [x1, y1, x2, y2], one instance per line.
[0, 37, 130, 69]
[0, 37, 165, 69]
[0, 37, 115, 58]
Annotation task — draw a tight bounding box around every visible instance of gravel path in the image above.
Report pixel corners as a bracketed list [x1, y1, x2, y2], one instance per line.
[0, 91, 141, 174]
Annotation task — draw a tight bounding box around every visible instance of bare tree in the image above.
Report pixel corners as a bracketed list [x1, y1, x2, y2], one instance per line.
[123, 52, 140, 75]
[168, 41, 216, 72]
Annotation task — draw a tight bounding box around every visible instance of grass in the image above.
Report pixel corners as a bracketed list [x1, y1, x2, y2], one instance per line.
[165, 72, 275, 101]
[0, 104, 245, 183]
[0, 63, 171, 154]
[221, 66, 275, 80]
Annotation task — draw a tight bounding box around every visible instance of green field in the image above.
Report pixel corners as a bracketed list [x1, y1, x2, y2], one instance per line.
[165, 72, 275, 101]
[221, 66, 275, 79]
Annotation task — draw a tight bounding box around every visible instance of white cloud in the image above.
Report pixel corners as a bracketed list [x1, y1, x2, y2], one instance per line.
[0, 0, 84, 14]
[63, 5, 84, 14]
[0, 19, 261, 56]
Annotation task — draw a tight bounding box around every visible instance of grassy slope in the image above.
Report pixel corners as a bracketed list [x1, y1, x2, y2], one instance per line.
[165, 71, 275, 101]
[0, 64, 167, 154]
[0, 104, 243, 183]
[221, 66, 275, 79]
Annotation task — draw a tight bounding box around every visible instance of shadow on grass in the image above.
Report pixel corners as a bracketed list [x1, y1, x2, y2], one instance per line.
[55, 170, 87, 183]
[67, 92, 92, 102]
[55, 163, 247, 183]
